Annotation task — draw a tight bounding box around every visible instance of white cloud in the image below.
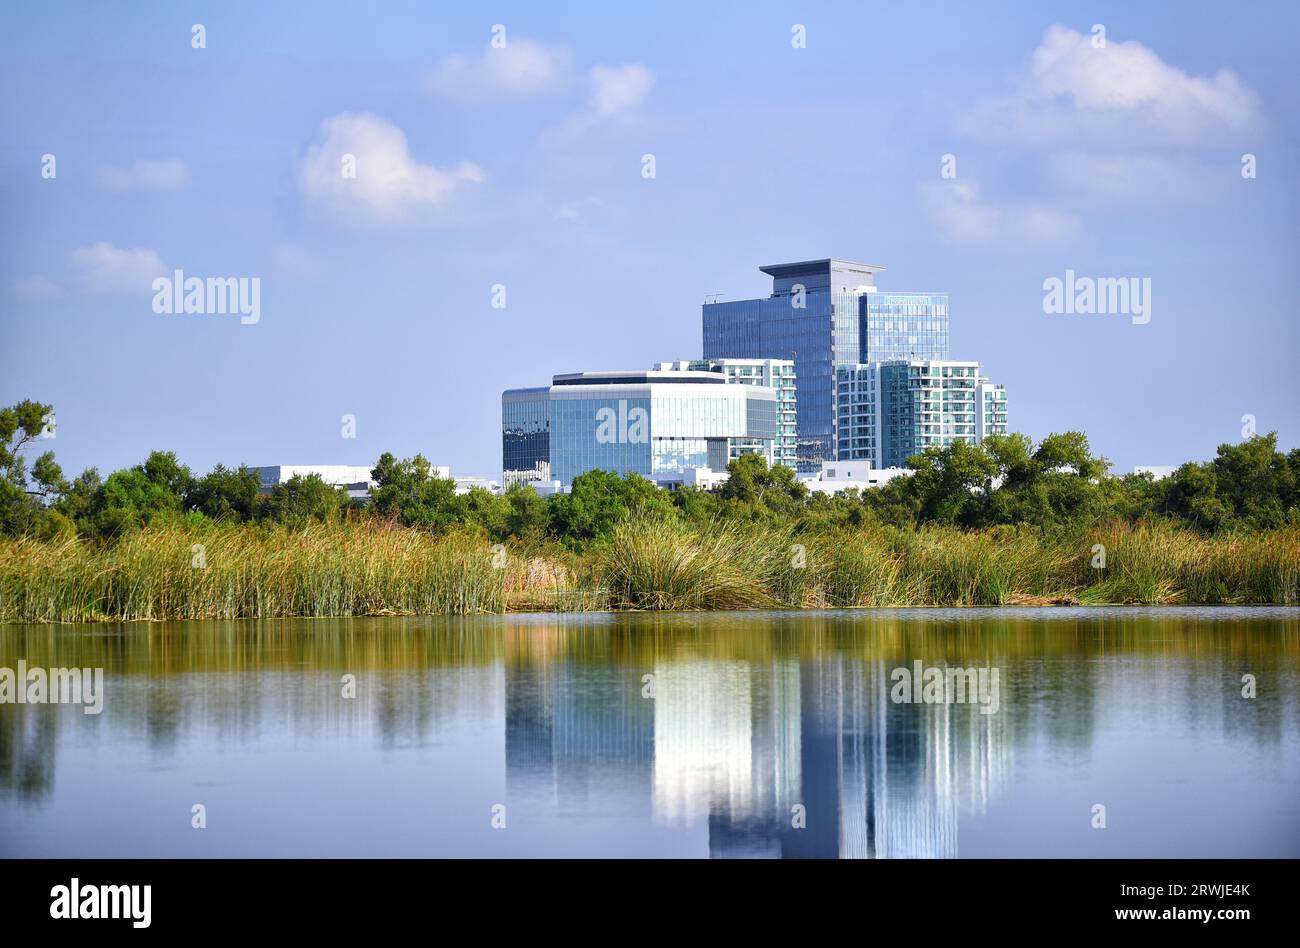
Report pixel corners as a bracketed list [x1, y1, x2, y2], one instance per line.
[11, 275, 64, 300]
[549, 64, 655, 143]
[962, 25, 1262, 145]
[919, 180, 1079, 248]
[589, 64, 654, 117]
[430, 38, 570, 99]
[924, 27, 1259, 237]
[298, 113, 484, 227]
[95, 159, 188, 192]
[69, 242, 166, 294]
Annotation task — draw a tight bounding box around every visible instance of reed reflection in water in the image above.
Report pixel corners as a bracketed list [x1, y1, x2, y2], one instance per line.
[1, 607, 1297, 857]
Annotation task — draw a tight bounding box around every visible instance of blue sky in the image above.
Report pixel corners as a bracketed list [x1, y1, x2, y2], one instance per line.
[2, 0, 1297, 479]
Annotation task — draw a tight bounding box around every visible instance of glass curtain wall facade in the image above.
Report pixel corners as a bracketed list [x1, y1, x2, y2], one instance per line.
[862, 294, 950, 363]
[703, 260, 949, 471]
[702, 293, 832, 470]
[550, 390, 655, 484]
[505, 371, 777, 487]
[502, 387, 551, 486]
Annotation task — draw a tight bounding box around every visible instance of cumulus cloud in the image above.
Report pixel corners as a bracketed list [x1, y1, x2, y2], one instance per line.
[921, 27, 1261, 240]
[919, 180, 1079, 249]
[69, 242, 166, 294]
[962, 25, 1262, 145]
[95, 159, 188, 192]
[298, 113, 484, 227]
[430, 37, 570, 98]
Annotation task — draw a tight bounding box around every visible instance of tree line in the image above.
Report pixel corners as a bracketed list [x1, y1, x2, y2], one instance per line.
[2, 399, 1297, 545]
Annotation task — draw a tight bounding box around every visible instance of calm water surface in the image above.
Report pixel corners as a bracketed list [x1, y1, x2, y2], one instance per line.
[2, 607, 1298, 858]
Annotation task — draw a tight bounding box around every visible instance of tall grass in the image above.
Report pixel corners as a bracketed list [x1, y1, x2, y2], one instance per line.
[883, 527, 1066, 606]
[1079, 521, 1300, 605]
[2, 519, 1296, 622]
[503, 548, 611, 613]
[0, 522, 505, 623]
[595, 518, 1300, 611]
[598, 518, 819, 611]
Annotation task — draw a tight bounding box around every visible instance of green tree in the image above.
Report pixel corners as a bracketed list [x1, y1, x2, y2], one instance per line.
[549, 470, 675, 542]
[261, 474, 347, 526]
[1161, 461, 1229, 531]
[503, 483, 551, 541]
[369, 453, 458, 530]
[453, 485, 510, 538]
[717, 454, 808, 521]
[53, 468, 102, 529]
[0, 400, 65, 537]
[188, 464, 262, 521]
[670, 484, 722, 526]
[906, 439, 999, 527]
[1159, 434, 1298, 531]
[981, 432, 1111, 528]
[76, 451, 193, 538]
[1209, 433, 1296, 529]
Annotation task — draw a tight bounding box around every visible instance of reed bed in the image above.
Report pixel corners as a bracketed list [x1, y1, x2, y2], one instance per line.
[1078, 522, 1300, 605]
[1, 519, 1296, 622]
[0, 522, 505, 622]
[504, 551, 611, 613]
[593, 519, 1300, 611]
[598, 518, 819, 611]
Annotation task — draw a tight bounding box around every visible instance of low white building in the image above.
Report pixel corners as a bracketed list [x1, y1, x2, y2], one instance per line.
[255, 465, 375, 499]
[800, 461, 912, 495]
[450, 474, 502, 495]
[1134, 465, 1177, 480]
[675, 466, 731, 490]
[257, 463, 499, 499]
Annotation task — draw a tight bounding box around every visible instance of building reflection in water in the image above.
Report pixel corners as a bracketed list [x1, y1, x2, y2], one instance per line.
[4, 609, 1296, 857]
[505, 652, 1014, 858]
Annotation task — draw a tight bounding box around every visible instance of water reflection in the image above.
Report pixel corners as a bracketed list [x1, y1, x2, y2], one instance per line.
[2, 608, 1298, 857]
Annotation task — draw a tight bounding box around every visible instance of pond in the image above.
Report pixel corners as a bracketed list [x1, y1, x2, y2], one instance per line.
[2, 607, 1297, 858]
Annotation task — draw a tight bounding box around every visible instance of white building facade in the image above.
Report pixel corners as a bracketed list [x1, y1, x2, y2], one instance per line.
[653, 358, 797, 469]
[836, 360, 1008, 468]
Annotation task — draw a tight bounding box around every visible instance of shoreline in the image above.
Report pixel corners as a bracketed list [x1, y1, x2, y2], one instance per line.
[4, 596, 1299, 627]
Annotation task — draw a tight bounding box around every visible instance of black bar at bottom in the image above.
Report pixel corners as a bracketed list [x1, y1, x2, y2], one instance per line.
[0, 857, 1283, 934]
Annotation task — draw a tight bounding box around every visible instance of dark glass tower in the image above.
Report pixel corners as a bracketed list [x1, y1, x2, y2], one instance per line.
[703, 259, 949, 470]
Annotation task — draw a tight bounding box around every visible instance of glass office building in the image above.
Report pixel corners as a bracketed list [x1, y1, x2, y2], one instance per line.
[653, 358, 797, 469]
[501, 387, 552, 486]
[502, 369, 777, 487]
[836, 360, 1008, 468]
[703, 259, 949, 470]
